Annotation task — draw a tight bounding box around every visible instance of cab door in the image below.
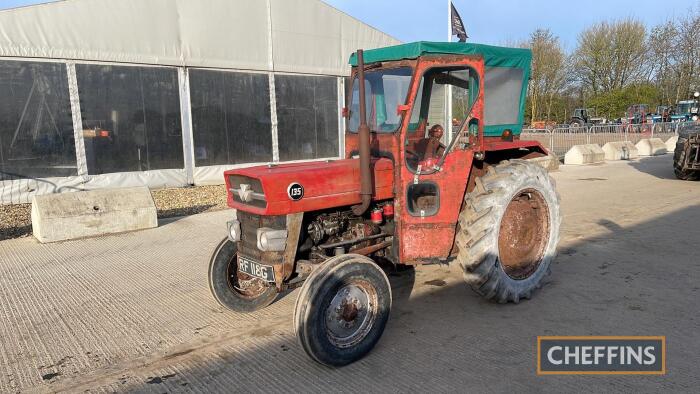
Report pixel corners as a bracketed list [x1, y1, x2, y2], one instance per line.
[396, 56, 485, 263]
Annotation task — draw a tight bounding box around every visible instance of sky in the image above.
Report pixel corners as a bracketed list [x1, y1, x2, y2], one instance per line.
[322, 0, 698, 51]
[0, 0, 697, 52]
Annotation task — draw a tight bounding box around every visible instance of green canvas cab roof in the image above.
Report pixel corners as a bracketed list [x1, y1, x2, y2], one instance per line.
[349, 41, 532, 137]
[348, 41, 531, 69]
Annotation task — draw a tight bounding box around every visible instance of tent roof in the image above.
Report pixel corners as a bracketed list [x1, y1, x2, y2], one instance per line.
[349, 41, 531, 69]
[0, 0, 401, 76]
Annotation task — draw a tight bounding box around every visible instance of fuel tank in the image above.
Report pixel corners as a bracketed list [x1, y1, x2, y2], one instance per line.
[224, 158, 394, 215]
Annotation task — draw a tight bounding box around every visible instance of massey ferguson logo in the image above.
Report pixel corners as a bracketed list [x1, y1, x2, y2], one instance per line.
[287, 183, 304, 201]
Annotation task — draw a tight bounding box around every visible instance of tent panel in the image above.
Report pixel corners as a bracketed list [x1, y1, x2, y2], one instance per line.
[270, 0, 343, 75]
[0, 0, 182, 65]
[339, 13, 402, 74]
[176, 0, 271, 71]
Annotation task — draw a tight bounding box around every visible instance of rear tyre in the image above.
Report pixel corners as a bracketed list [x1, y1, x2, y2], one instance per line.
[455, 160, 561, 303]
[673, 139, 700, 181]
[293, 254, 391, 367]
[208, 238, 277, 313]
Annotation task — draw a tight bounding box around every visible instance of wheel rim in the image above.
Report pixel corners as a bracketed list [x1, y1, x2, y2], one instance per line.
[225, 252, 269, 300]
[324, 280, 378, 349]
[498, 188, 550, 280]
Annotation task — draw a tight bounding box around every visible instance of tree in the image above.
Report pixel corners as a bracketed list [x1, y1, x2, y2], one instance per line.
[526, 29, 567, 122]
[572, 19, 647, 95]
[648, 21, 678, 104]
[587, 83, 660, 120]
[673, 12, 700, 101]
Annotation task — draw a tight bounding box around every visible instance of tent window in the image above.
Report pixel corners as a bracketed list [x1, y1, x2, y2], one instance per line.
[76, 64, 183, 175]
[0, 60, 75, 180]
[275, 75, 338, 161]
[189, 70, 272, 167]
[483, 66, 523, 125]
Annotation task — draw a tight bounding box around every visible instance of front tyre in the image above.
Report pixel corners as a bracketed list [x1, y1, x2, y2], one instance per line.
[293, 254, 391, 367]
[208, 238, 277, 313]
[456, 160, 561, 303]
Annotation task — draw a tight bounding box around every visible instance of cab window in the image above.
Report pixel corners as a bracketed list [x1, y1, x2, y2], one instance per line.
[405, 67, 476, 172]
[348, 67, 413, 133]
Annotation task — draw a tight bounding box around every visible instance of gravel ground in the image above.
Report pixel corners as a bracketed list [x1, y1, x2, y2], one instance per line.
[0, 185, 229, 241]
[0, 203, 31, 241]
[151, 185, 228, 218]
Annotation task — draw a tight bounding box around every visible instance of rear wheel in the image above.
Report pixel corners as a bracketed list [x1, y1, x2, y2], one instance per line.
[208, 238, 277, 313]
[293, 254, 391, 367]
[455, 160, 561, 303]
[673, 138, 700, 181]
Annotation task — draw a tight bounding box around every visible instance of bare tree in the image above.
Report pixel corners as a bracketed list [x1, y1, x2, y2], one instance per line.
[646, 8, 700, 105]
[573, 19, 647, 95]
[648, 20, 678, 104]
[673, 12, 700, 100]
[527, 29, 567, 122]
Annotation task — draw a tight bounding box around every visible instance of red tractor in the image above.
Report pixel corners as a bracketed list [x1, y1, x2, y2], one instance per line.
[209, 42, 561, 366]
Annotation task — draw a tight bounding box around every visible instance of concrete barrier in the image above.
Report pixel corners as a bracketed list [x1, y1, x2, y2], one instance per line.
[635, 138, 667, 156]
[564, 144, 605, 165]
[602, 141, 639, 161]
[31, 187, 157, 243]
[527, 152, 560, 172]
[665, 135, 679, 151]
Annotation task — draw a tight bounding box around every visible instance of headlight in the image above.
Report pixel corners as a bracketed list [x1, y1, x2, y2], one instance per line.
[693, 115, 699, 122]
[227, 219, 241, 242]
[257, 228, 288, 252]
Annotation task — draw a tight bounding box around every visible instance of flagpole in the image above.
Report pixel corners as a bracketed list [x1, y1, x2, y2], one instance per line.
[446, 0, 453, 141]
[447, 0, 452, 42]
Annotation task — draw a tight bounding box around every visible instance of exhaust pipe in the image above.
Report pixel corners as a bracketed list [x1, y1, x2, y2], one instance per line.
[352, 49, 372, 216]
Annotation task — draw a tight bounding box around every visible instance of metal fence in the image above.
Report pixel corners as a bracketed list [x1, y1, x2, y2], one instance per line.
[521, 122, 682, 157]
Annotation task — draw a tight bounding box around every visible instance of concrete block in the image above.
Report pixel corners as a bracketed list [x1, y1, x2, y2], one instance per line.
[602, 141, 639, 161]
[31, 187, 157, 243]
[635, 138, 667, 156]
[665, 135, 679, 151]
[564, 144, 605, 165]
[527, 152, 560, 172]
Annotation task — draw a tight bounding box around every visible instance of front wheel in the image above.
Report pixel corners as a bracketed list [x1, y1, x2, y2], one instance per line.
[455, 160, 561, 303]
[673, 139, 700, 181]
[208, 238, 277, 313]
[293, 254, 391, 367]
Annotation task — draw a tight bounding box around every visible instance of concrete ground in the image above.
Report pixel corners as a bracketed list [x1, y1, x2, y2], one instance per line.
[0, 154, 698, 393]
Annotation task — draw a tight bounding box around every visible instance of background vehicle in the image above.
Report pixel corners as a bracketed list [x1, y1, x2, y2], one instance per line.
[653, 105, 672, 123]
[208, 42, 561, 367]
[626, 104, 650, 124]
[569, 108, 589, 126]
[673, 122, 700, 180]
[569, 108, 605, 125]
[675, 93, 699, 121]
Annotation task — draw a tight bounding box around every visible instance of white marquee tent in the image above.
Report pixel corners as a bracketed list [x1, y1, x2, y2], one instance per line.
[0, 0, 400, 204]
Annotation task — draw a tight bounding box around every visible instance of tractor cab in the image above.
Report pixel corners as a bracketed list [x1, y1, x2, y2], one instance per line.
[570, 108, 589, 125]
[676, 95, 699, 121]
[211, 42, 559, 368]
[345, 42, 536, 261]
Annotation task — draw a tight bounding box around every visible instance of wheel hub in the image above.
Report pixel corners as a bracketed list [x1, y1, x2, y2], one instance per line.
[498, 189, 550, 280]
[325, 282, 377, 348]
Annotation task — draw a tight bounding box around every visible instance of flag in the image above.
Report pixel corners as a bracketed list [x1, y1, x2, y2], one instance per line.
[451, 2, 468, 42]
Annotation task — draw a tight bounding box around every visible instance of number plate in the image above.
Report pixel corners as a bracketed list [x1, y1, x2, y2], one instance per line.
[238, 256, 275, 282]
